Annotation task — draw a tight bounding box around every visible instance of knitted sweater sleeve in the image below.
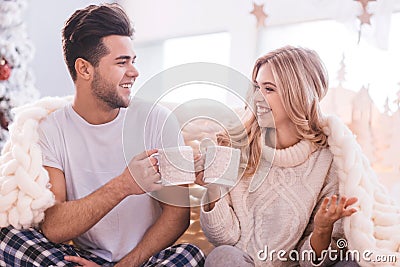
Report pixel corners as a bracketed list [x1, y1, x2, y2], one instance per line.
[200, 193, 241, 246]
[297, 162, 345, 267]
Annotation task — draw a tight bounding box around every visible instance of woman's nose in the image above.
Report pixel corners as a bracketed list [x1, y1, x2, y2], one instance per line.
[253, 89, 265, 102]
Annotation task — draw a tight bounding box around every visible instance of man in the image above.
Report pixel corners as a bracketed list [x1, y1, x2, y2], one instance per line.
[0, 4, 204, 267]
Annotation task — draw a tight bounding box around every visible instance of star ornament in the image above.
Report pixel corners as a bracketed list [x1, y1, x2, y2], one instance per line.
[250, 3, 268, 28]
[358, 9, 373, 25]
[354, 0, 376, 9]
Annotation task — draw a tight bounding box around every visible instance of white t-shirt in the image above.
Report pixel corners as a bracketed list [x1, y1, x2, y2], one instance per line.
[38, 100, 184, 262]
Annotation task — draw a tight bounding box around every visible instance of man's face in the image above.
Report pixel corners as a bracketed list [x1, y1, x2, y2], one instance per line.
[91, 35, 139, 109]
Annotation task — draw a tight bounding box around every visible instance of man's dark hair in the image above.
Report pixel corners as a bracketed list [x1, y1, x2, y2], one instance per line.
[62, 3, 134, 81]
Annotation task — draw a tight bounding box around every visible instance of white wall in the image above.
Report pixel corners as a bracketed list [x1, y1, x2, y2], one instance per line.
[24, 0, 400, 98]
[119, 0, 400, 97]
[121, 0, 259, 82]
[25, 0, 110, 97]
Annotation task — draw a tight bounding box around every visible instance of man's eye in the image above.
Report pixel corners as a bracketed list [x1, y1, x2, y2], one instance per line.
[118, 61, 126, 65]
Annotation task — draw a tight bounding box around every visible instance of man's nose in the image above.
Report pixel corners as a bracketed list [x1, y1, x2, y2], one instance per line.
[126, 65, 139, 78]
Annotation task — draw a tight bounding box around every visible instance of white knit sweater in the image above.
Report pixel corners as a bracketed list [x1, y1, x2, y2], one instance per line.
[201, 140, 342, 267]
[200, 116, 400, 267]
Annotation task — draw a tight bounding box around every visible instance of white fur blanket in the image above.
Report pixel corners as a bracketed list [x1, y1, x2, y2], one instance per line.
[322, 115, 400, 266]
[0, 97, 399, 266]
[0, 96, 72, 228]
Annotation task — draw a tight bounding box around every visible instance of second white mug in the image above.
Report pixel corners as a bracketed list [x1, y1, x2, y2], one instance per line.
[203, 146, 241, 187]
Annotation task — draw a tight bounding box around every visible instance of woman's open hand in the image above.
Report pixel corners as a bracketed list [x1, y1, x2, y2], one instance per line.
[314, 195, 358, 233]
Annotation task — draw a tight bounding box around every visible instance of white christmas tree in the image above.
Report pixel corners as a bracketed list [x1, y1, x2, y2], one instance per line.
[394, 88, 400, 110]
[321, 53, 356, 124]
[372, 98, 392, 169]
[336, 53, 346, 88]
[350, 85, 376, 164]
[0, 0, 39, 149]
[384, 91, 400, 173]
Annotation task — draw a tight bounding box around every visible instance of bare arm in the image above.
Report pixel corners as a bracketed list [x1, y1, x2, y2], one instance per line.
[116, 202, 190, 267]
[40, 149, 162, 243]
[40, 166, 131, 243]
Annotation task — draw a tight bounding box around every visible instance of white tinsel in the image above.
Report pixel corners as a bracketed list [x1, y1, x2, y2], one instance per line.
[0, 0, 39, 150]
[0, 1, 24, 28]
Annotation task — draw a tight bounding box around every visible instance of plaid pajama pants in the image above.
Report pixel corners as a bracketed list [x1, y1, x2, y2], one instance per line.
[0, 226, 205, 267]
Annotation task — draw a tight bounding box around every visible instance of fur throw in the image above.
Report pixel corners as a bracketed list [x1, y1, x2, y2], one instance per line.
[322, 115, 400, 266]
[0, 96, 72, 228]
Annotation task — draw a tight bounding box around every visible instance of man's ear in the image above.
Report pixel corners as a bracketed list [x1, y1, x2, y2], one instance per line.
[75, 58, 93, 80]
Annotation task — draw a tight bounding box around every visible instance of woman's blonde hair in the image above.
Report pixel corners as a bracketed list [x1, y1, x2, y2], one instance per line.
[218, 46, 329, 178]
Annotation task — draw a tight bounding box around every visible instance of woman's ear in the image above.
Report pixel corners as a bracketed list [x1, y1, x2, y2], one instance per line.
[75, 58, 93, 80]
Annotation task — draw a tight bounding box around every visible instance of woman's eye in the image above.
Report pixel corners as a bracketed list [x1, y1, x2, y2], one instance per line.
[265, 87, 274, 92]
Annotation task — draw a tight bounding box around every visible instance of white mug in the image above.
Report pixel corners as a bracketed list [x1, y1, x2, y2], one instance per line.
[153, 146, 196, 186]
[203, 146, 241, 187]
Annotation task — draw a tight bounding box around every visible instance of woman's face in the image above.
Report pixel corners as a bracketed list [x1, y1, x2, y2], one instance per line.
[253, 63, 292, 129]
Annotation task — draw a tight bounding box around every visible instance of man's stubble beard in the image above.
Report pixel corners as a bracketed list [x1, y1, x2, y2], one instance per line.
[91, 71, 129, 109]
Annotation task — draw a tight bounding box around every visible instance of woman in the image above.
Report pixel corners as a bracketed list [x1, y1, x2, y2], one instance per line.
[196, 46, 358, 267]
